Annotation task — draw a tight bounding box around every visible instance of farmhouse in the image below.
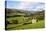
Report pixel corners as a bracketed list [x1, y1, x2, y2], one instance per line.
[32, 17, 38, 23]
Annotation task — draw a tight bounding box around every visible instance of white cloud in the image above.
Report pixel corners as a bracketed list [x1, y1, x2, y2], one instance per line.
[7, 1, 44, 11]
[15, 2, 44, 11]
[6, 0, 44, 2]
[16, 1, 30, 9]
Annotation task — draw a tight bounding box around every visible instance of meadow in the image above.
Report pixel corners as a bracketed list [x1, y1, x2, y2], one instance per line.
[6, 8, 45, 30]
[7, 20, 44, 30]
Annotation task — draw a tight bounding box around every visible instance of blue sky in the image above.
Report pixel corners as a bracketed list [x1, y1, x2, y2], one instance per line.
[6, 1, 44, 11]
[6, 0, 20, 1]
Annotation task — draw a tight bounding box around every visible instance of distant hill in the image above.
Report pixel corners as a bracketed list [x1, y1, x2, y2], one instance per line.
[6, 8, 44, 19]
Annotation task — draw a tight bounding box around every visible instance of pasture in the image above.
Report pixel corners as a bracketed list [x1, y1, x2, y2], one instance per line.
[6, 8, 44, 30]
[6, 20, 44, 30]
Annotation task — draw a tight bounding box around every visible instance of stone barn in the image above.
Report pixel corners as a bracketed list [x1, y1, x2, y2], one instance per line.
[32, 17, 38, 23]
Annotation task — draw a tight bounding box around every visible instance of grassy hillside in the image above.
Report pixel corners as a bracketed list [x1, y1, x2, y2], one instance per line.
[7, 20, 44, 30]
[5, 8, 45, 30]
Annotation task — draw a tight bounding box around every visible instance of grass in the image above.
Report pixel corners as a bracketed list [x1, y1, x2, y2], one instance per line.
[6, 20, 45, 30]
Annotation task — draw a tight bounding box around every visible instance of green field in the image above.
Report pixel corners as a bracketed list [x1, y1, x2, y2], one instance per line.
[6, 20, 45, 30]
[6, 8, 44, 30]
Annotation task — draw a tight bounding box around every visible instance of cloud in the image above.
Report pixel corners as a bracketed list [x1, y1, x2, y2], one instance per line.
[7, 1, 44, 11]
[6, 0, 44, 2]
[16, 1, 31, 9]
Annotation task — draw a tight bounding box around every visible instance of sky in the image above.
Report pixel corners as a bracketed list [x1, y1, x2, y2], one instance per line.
[6, 0, 44, 2]
[6, 1, 45, 11]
